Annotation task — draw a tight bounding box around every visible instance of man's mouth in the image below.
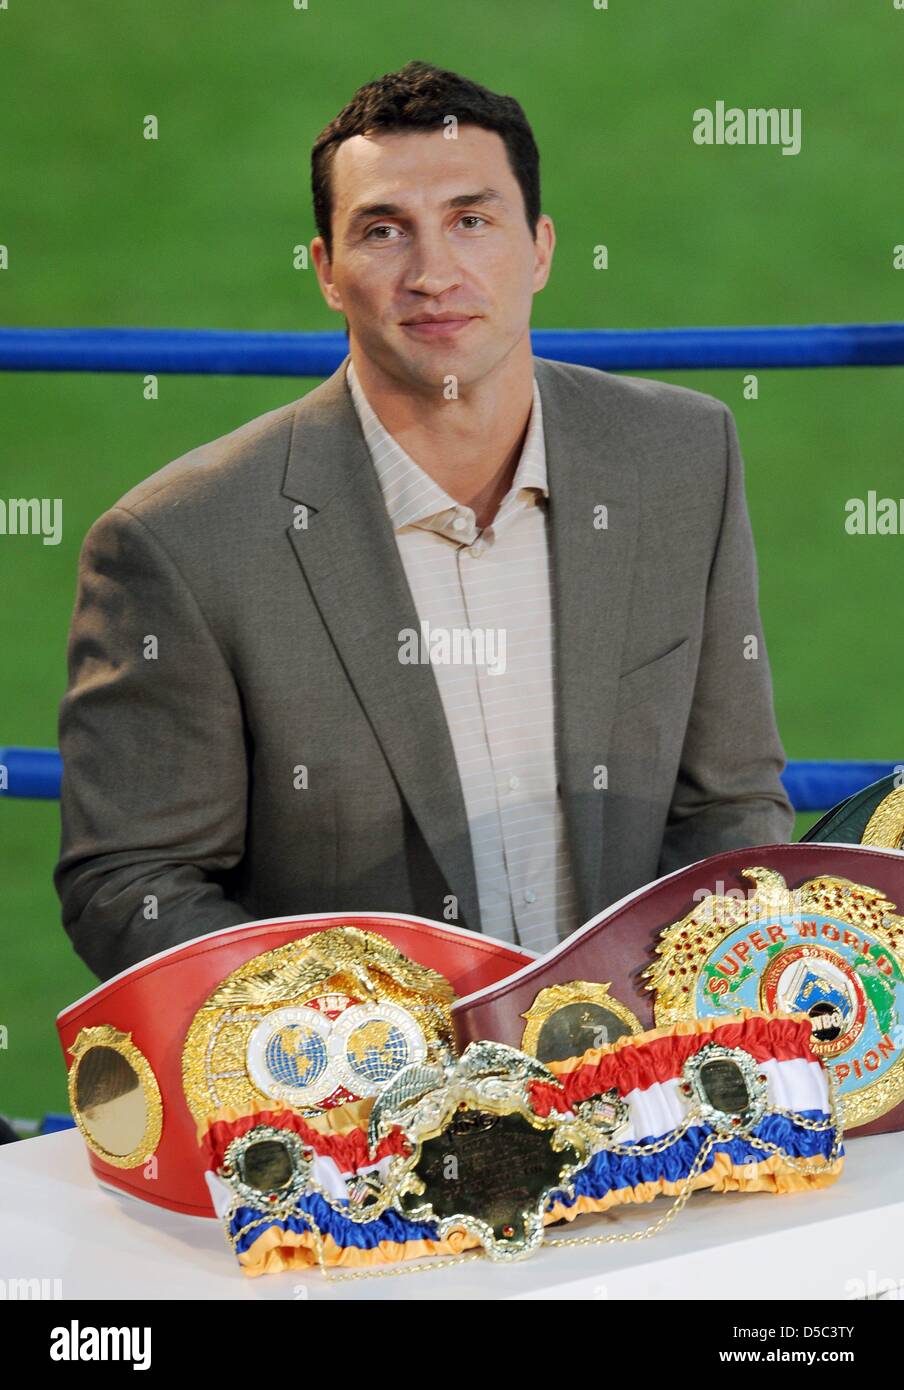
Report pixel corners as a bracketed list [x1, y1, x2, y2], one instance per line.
[400, 314, 477, 338]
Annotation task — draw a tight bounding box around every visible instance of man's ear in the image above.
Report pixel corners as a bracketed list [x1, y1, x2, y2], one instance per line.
[531, 214, 556, 295]
[311, 235, 345, 314]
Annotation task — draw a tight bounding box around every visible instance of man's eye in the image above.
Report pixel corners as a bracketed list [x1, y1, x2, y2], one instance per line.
[365, 224, 402, 241]
[458, 215, 488, 230]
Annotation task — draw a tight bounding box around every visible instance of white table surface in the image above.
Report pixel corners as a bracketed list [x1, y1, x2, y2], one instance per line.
[1, 1128, 902, 1300]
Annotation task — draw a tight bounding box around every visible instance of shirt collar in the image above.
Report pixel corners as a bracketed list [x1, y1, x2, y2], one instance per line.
[346, 357, 548, 539]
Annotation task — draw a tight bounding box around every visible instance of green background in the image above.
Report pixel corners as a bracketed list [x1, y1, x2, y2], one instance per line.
[1, 0, 902, 1121]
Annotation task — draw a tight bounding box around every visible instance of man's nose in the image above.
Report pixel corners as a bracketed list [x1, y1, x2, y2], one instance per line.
[403, 228, 463, 297]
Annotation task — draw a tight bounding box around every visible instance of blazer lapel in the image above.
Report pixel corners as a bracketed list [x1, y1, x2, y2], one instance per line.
[281, 356, 483, 933]
[535, 356, 640, 925]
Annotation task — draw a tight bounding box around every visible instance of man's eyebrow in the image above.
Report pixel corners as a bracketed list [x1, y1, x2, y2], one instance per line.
[346, 187, 506, 231]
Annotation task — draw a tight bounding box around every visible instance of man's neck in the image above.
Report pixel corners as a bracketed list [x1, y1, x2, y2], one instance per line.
[349, 337, 536, 530]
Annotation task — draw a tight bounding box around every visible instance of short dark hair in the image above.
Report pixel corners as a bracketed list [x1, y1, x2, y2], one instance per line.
[311, 60, 541, 261]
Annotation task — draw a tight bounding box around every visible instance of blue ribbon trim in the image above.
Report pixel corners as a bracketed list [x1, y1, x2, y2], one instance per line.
[231, 1189, 441, 1256]
[557, 1109, 839, 1210]
[229, 1110, 839, 1256]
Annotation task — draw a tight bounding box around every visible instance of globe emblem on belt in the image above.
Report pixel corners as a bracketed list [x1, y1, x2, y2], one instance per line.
[246, 1006, 335, 1107]
[330, 1002, 428, 1096]
[346, 1021, 410, 1083]
[263, 1022, 330, 1090]
[246, 1000, 427, 1108]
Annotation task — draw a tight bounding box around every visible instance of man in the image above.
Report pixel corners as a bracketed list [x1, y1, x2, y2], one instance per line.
[55, 60, 794, 982]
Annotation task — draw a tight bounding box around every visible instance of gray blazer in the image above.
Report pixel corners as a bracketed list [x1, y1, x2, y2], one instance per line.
[55, 354, 795, 981]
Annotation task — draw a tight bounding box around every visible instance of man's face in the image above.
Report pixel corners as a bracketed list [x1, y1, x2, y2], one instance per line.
[311, 124, 554, 391]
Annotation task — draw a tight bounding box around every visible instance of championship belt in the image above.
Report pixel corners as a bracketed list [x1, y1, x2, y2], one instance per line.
[199, 1010, 841, 1278]
[56, 913, 535, 1216]
[799, 773, 904, 849]
[452, 843, 904, 1136]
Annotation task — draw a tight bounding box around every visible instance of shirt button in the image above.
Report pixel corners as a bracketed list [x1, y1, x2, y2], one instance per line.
[524, 888, 537, 904]
[469, 541, 484, 558]
[452, 516, 467, 532]
[508, 775, 520, 791]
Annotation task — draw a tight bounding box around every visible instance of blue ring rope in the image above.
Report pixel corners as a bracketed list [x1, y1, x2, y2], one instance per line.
[0, 747, 899, 811]
[1, 323, 904, 375]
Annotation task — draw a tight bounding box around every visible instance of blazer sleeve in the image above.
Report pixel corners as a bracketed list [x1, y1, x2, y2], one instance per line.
[656, 405, 796, 876]
[54, 504, 257, 981]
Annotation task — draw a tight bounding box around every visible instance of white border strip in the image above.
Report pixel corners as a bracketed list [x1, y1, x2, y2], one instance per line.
[56, 909, 539, 1022]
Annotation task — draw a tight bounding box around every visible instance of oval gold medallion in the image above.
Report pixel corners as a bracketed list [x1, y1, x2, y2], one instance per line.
[67, 1025, 163, 1168]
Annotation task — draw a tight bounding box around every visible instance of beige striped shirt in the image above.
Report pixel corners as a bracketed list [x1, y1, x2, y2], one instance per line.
[345, 358, 580, 953]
